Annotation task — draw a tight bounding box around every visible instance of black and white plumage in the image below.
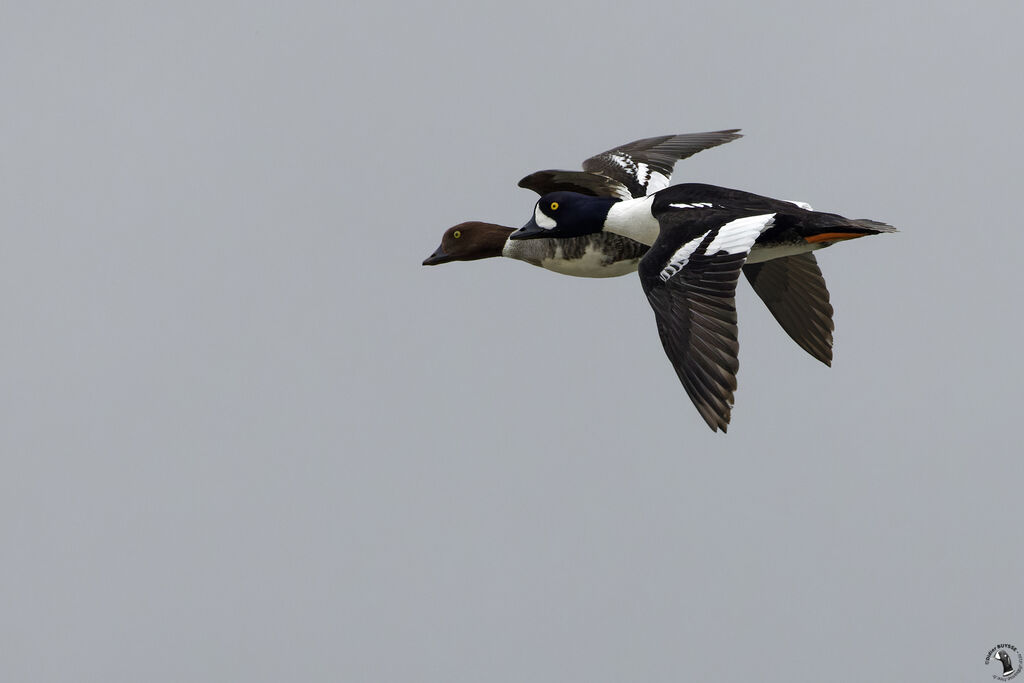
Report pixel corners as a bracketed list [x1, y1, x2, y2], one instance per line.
[639, 216, 765, 431]
[510, 183, 896, 432]
[424, 130, 742, 278]
[518, 130, 742, 200]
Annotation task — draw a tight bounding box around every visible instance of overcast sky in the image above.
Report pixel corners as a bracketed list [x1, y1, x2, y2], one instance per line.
[2, 2, 1022, 682]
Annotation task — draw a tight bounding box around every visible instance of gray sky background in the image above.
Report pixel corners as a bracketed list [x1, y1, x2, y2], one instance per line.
[2, 2, 1022, 682]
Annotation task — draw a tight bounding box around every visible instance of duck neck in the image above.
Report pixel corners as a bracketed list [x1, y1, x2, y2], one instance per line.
[501, 229, 543, 264]
[604, 195, 659, 246]
[467, 223, 514, 260]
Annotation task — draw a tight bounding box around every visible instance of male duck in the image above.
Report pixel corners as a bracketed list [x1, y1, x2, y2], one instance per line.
[509, 183, 896, 432]
[422, 130, 742, 278]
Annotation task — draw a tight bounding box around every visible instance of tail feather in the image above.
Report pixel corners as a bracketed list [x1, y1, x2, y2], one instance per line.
[798, 213, 897, 244]
[851, 218, 897, 233]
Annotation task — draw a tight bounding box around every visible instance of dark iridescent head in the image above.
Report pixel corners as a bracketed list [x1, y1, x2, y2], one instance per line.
[509, 191, 618, 241]
[422, 221, 514, 266]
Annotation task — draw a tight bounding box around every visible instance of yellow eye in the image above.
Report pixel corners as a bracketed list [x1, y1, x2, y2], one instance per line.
[453, 230, 461, 238]
[550, 202, 559, 211]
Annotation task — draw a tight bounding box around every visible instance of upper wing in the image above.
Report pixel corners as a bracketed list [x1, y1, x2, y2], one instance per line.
[743, 254, 834, 366]
[515, 170, 628, 198]
[518, 129, 742, 200]
[638, 212, 776, 432]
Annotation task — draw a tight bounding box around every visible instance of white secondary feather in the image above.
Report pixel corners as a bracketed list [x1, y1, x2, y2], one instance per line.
[633, 161, 651, 187]
[668, 202, 713, 209]
[704, 214, 776, 255]
[660, 230, 710, 282]
[607, 153, 631, 171]
[534, 204, 556, 229]
[604, 154, 669, 194]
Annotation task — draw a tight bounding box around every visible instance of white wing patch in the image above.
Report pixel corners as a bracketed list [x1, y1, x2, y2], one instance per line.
[645, 171, 672, 194]
[669, 202, 714, 209]
[634, 161, 651, 187]
[659, 231, 710, 282]
[605, 153, 664, 192]
[534, 204, 556, 229]
[704, 214, 775, 255]
[606, 153, 631, 170]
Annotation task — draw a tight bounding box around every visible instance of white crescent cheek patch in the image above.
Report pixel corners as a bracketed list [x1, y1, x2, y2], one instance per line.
[534, 205, 557, 229]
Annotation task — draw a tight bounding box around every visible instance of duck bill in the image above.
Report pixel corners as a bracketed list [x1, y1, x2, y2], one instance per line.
[422, 246, 453, 265]
[509, 218, 548, 240]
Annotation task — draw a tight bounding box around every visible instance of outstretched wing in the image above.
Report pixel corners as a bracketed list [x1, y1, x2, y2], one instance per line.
[518, 129, 742, 200]
[516, 170, 627, 198]
[743, 254, 834, 366]
[638, 212, 776, 432]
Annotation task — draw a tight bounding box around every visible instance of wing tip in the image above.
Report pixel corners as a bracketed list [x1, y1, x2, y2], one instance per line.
[701, 411, 731, 433]
[517, 171, 544, 191]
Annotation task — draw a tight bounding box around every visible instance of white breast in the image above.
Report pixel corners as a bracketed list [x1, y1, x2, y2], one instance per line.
[603, 196, 660, 245]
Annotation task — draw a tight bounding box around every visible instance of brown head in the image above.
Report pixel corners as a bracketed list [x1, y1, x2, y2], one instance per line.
[422, 221, 515, 266]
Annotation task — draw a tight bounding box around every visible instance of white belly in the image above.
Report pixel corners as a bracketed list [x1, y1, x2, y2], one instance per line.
[745, 241, 823, 264]
[540, 244, 640, 278]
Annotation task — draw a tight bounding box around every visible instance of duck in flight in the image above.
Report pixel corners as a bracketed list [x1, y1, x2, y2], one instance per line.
[424, 129, 848, 368]
[509, 183, 896, 432]
[423, 129, 742, 278]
